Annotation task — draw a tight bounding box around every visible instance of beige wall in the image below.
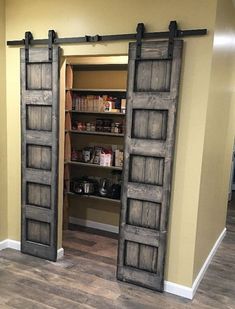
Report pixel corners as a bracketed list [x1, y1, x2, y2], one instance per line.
[67, 66, 127, 230]
[4, 0, 220, 287]
[0, 0, 7, 241]
[193, 0, 235, 280]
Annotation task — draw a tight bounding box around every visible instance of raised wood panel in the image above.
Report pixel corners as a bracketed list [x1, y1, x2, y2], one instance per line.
[125, 241, 139, 268]
[26, 219, 50, 245]
[27, 145, 51, 170]
[127, 199, 142, 226]
[27, 182, 51, 208]
[27, 105, 52, 131]
[141, 201, 160, 229]
[125, 241, 158, 274]
[139, 245, 158, 273]
[134, 60, 171, 92]
[132, 109, 168, 140]
[27, 63, 52, 90]
[129, 155, 164, 186]
[127, 199, 161, 230]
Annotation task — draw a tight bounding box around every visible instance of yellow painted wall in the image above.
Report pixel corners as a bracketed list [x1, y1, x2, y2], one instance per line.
[0, 0, 7, 241]
[4, 0, 218, 287]
[193, 0, 235, 280]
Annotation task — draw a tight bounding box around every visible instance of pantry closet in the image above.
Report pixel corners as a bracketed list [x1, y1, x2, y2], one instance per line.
[61, 55, 128, 260]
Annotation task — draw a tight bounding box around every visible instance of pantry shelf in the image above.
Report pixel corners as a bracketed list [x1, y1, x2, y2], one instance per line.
[65, 110, 125, 116]
[66, 191, 121, 204]
[65, 130, 125, 137]
[65, 160, 123, 171]
[66, 88, 126, 98]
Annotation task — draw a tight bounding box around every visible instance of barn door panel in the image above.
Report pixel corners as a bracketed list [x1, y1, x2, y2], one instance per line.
[117, 40, 183, 291]
[21, 47, 59, 261]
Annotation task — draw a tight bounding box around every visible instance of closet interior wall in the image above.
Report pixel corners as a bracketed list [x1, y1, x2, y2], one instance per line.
[61, 55, 128, 236]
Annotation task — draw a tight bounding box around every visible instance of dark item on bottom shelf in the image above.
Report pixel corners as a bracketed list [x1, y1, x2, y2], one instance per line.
[99, 178, 109, 197]
[108, 184, 121, 199]
[95, 118, 112, 132]
[96, 118, 103, 132]
[72, 177, 98, 195]
[114, 98, 121, 110]
[71, 149, 83, 162]
[71, 179, 83, 194]
[82, 147, 93, 163]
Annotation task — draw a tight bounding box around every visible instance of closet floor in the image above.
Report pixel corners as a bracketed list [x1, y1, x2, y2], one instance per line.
[63, 224, 118, 267]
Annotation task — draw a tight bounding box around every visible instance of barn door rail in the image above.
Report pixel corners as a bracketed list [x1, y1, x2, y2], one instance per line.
[7, 20, 207, 47]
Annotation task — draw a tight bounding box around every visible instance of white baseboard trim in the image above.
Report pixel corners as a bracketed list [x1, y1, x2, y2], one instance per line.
[0, 239, 20, 251]
[164, 227, 226, 299]
[57, 247, 64, 260]
[7, 239, 21, 250]
[0, 239, 8, 250]
[164, 281, 193, 299]
[69, 216, 119, 234]
[0, 239, 64, 260]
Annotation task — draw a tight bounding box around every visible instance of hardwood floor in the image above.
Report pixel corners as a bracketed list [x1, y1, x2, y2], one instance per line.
[227, 194, 235, 233]
[0, 203, 235, 308]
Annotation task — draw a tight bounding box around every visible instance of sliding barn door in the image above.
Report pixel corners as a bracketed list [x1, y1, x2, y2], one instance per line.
[117, 40, 183, 291]
[21, 47, 60, 261]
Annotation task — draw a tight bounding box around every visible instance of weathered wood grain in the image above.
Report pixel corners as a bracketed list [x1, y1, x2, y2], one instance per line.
[26, 131, 52, 146]
[27, 145, 51, 170]
[124, 224, 160, 247]
[117, 40, 183, 291]
[127, 182, 163, 203]
[127, 199, 142, 226]
[125, 241, 139, 268]
[21, 47, 59, 261]
[27, 183, 51, 207]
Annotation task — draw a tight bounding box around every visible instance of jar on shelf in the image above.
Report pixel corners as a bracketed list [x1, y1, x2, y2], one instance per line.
[86, 122, 91, 131]
[72, 121, 78, 130]
[111, 122, 115, 133]
[96, 118, 104, 132]
[71, 149, 78, 161]
[103, 119, 112, 132]
[81, 122, 86, 131]
[90, 122, 96, 132]
[114, 122, 121, 133]
[77, 122, 83, 132]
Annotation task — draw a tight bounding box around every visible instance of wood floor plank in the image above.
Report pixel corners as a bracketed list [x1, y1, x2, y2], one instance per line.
[0, 195, 235, 308]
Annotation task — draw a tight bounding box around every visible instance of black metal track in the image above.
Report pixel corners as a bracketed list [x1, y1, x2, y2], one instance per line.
[7, 28, 207, 46]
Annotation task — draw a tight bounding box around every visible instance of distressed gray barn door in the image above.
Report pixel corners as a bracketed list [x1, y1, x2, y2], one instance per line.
[117, 40, 183, 291]
[21, 47, 59, 261]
